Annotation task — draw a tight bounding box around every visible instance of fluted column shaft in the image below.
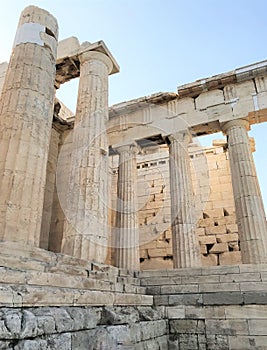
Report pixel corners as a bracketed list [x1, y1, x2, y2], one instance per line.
[114, 143, 139, 270]
[61, 51, 112, 262]
[222, 119, 267, 264]
[168, 131, 201, 268]
[0, 6, 58, 246]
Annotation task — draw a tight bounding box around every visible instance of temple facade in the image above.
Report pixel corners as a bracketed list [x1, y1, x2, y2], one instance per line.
[0, 6, 267, 349]
[1, 29, 266, 271]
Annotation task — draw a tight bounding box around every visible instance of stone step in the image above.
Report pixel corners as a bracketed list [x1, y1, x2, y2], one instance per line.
[0, 266, 117, 293]
[138, 264, 267, 280]
[141, 271, 263, 287]
[0, 242, 58, 265]
[139, 264, 267, 285]
[139, 264, 267, 305]
[0, 242, 141, 288]
[0, 283, 153, 307]
[0, 242, 116, 275]
[117, 276, 141, 286]
[146, 280, 267, 295]
[0, 252, 48, 272]
[154, 289, 267, 307]
[0, 256, 143, 292]
[0, 264, 152, 308]
[0, 266, 146, 295]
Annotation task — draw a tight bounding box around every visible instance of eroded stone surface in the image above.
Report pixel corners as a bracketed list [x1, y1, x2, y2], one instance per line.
[0, 5, 267, 349]
[0, 6, 58, 246]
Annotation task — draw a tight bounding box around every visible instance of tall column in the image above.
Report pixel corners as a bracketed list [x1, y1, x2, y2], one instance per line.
[0, 6, 58, 246]
[222, 119, 267, 264]
[61, 51, 113, 263]
[168, 131, 201, 268]
[113, 142, 140, 270]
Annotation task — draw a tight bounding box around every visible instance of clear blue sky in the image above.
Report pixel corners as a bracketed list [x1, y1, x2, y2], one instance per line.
[0, 0, 266, 212]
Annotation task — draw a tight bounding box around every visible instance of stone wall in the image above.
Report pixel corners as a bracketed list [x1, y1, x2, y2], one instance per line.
[48, 128, 72, 253]
[0, 62, 8, 93]
[0, 242, 167, 349]
[40, 127, 61, 250]
[47, 130, 259, 269]
[193, 140, 241, 267]
[1, 254, 267, 350]
[0, 306, 168, 350]
[139, 264, 267, 350]
[110, 140, 241, 270]
[42, 128, 258, 269]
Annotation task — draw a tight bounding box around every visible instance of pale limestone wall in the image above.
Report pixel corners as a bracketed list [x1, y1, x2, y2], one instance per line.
[108, 147, 171, 269]
[0, 243, 165, 348]
[43, 127, 241, 268]
[109, 141, 241, 270]
[40, 127, 60, 249]
[195, 141, 241, 267]
[2, 258, 267, 349]
[48, 129, 72, 253]
[0, 62, 8, 94]
[139, 264, 267, 350]
[135, 147, 172, 270]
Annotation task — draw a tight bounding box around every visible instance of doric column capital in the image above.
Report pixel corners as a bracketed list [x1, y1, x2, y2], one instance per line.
[221, 119, 250, 134]
[167, 129, 192, 145]
[79, 50, 113, 74]
[113, 141, 140, 155]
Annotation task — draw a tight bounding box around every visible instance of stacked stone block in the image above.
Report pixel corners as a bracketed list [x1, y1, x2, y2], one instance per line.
[0, 306, 168, 349]
[0, 5, 267, 349]
[110, 140, 241, 269]
[194, 140, 241, 267]
[0, 241, 168, 349]
[139, 264, 267, 350]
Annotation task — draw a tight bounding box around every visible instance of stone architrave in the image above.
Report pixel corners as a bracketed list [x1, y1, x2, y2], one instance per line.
[167, 131, 201, 268]
[61, 51, 113, 263]
[113, 142, 140, 270]
[222, 119, 267, 264]
[0, 6, 58, 246]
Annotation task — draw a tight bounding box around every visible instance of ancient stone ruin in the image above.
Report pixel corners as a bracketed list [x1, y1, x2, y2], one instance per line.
[0, 5, 267, 349]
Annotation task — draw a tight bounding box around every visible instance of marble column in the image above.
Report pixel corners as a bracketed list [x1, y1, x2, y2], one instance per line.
[222, 119, 267, 264]
[61, 51, 113, 263]
[114, 142, 140, 270]
[0, 6, 58, 246]
[168, 131, 201, 268]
